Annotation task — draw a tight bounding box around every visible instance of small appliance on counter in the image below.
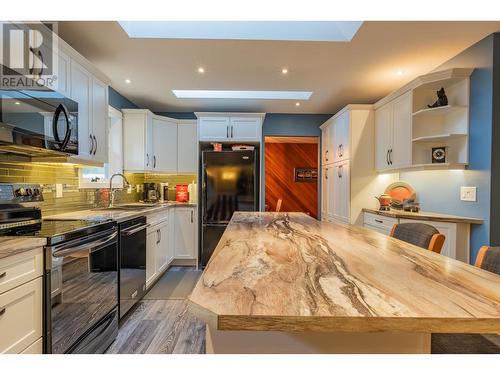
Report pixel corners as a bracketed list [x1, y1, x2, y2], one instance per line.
[231, 144, 255, 151]
[143, 183, 160, 202]
[176, 184, 189, 202]
[159, 183, 169, 202]
[374, 194, 392, 211]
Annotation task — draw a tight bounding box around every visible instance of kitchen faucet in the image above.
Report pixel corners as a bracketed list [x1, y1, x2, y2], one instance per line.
[109, 173, 130, 208]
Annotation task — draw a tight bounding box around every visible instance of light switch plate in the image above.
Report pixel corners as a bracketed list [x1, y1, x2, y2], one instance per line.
[55, 183, 63, 198]
[460, 186, 477, 202]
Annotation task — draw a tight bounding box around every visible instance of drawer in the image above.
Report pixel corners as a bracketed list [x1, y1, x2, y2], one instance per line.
[364, 223, 392, 236]
[21, 337, 42, 354]
[146, 210, 169, 227]
[363, 212, 398, 232]
[0, 277, 42, 354]
[0, 248, 43, 295]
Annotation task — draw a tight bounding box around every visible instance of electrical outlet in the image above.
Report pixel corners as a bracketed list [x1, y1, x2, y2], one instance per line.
[460, 186, 477, 202]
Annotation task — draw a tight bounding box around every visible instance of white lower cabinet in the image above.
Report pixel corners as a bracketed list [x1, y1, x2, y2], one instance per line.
[0, 277, 42, 354]
[173, 207, 197, 259]
[332, 160, 350, 223]
[145, 207, 198, 289]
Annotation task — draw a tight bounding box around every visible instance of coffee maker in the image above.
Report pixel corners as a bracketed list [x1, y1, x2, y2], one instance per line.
[143, 183, 160, 203]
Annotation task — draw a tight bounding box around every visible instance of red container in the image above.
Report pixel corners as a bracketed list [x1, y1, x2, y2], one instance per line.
[175, 184, 189, 202]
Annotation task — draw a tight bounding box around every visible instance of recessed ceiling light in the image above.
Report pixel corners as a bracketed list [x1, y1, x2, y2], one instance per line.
[396, 70, 404, 76]
[197, 67, 205, 74]
[172, 90, 313, 100]
[295, 102, 301, 107]
[125, 79, 131, 84]
[281, 68, 288, 74]
[14, 101, 21, 105]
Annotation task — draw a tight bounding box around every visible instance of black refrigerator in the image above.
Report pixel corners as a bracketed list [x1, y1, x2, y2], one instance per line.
[201, 150, 259, 267]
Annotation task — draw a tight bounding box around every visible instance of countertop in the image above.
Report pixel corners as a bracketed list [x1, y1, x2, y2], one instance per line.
[362, 208, 483, 225]
[189, 212, 500, 333]
[46, 201, 197, 223]
[0, 237, 46, 260]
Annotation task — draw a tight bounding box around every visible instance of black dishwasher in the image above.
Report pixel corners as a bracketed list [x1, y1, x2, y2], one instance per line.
[119, 217, 147, 319]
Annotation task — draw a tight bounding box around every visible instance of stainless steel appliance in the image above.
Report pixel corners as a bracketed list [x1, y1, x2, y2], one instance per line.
[201, 150, 259, 267]
[143, 182, 160, 202]
[0, 184, 119, 354]
[118, 217, 147, 319]
[0, 88, 78, 156]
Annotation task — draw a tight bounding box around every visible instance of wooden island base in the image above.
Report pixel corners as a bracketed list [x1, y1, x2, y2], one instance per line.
[206, 326, 431, 354]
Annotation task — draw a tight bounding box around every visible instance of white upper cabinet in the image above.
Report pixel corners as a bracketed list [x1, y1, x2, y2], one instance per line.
[374, 68, 472, 171]
[123, 110, 153, 172]
[177, 121, 198, 174]
[70, 61, 92, 158]
[198, 117, 230, 140]
[90, 76, 108, 163]
[321, 122, 332, 165]
[375, 103, 393, 171]
[123, 110, 192, 174]
[152, 117, 177, 173]
[391, 91, 412, 169]
[229, 117, 262, 141]
[374, 91, 411, 171]
[56, 48, 71, 97]
[196, 113, 264, 142]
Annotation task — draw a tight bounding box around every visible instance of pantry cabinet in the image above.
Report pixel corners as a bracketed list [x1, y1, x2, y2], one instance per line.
[321, 105, 389, 225]
[196, 113, 264, 142]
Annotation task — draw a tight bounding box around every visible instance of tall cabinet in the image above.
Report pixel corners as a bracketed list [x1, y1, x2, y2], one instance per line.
[321, 105, 397, 226]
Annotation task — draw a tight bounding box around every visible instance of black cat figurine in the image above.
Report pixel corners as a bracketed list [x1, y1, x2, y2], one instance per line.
[428, 87, 448, 108]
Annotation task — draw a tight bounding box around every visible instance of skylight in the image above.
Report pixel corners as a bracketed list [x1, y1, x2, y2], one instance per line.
[171, 90, 313, 100]
[118, 21, 363, 42]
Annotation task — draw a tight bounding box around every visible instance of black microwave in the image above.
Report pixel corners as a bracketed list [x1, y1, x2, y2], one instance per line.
[0, 88, 78, 156]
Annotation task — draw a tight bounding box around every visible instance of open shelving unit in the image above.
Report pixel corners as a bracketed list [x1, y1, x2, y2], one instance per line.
[411, 71, 470, 167]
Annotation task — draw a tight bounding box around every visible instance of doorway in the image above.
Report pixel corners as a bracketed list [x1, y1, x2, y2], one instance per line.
[264, 136, 319, 218]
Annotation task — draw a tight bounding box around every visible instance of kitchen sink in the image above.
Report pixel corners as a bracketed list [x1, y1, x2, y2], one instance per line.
[92, 203, 159, 212]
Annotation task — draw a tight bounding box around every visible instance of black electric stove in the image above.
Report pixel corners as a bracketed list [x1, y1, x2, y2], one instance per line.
[0, 183, 119, 354]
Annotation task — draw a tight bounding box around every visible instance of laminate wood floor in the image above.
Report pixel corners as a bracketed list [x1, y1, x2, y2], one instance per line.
[106, 267, 205, 354]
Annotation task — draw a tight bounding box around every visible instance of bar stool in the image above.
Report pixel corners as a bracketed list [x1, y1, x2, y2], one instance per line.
[390, 222, 445, 254]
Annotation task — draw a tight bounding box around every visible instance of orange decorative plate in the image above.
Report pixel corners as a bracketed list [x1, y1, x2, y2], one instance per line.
[384, 181, 416, 208]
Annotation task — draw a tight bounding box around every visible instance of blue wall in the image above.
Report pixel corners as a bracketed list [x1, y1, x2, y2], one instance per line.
[108, 87, 139, 110]
[260, 113, 332, 211]
[400, 34, 495, 263]
[155, 112, 197, 120]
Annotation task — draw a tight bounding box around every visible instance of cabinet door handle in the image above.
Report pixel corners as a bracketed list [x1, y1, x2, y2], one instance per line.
[375, 219, 383, 224]
[191, 210, 194, 223]
[93, 135, 97, 155]
[89, 134, 94, 154]
[146, 153, 149, 167]
[156, 229, 160, 244]
[226, 125, 229, 138]
[325, 150, 329, 161]
[389, 149, 393, 165]
[231, 125, 233, 138]
[153, 155, 156, 168]
[339, 144, 343, 157]
[0, 271, 6, 279]
[325, 168, 328, 179]
[386, 150, 390, 165]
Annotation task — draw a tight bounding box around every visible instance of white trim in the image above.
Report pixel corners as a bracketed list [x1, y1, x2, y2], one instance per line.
[108, 105, 123, 119]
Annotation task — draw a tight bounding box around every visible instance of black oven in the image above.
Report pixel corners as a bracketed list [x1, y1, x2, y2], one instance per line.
[44, 224, 119, 354]
[0, 88, 78, 155]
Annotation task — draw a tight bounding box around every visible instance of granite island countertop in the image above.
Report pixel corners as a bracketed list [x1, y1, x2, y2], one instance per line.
[45, 201, 197, 223]
[362, 208, 483, 225]
[189, 212, 500, 333]
[0, 237, 46, 260]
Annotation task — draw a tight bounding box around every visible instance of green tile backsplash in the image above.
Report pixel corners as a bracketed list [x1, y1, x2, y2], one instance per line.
[0, 157, 196, 215]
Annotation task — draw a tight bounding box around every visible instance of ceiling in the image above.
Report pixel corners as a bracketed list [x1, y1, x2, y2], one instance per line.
[58, 21, 500, 114]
